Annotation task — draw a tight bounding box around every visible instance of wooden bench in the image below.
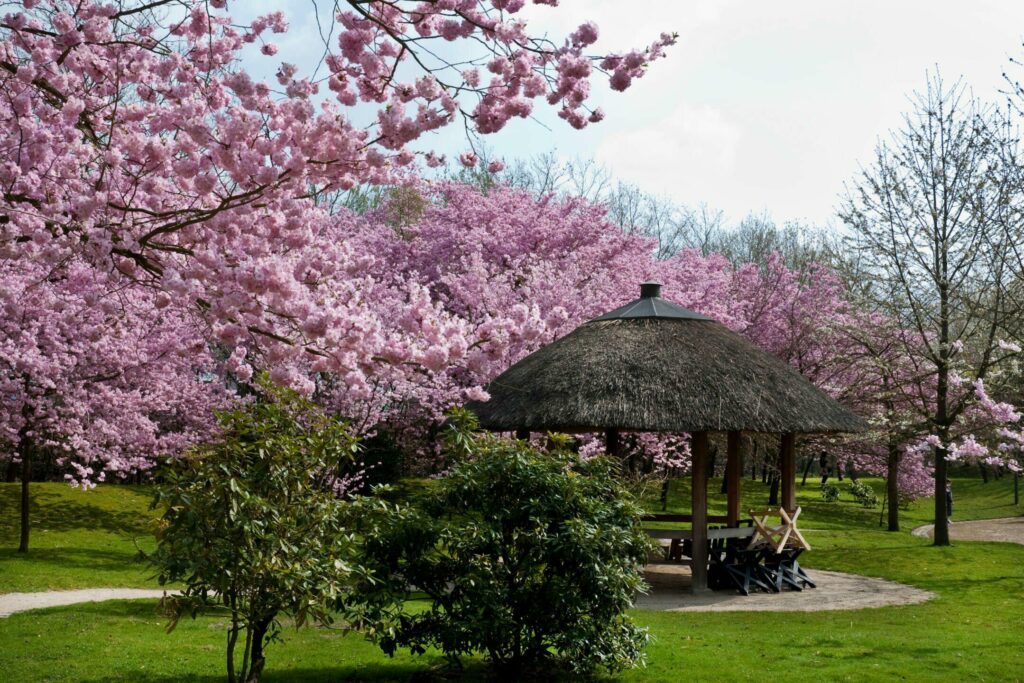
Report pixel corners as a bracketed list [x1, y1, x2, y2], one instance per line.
[645, 524, 755, 562]
[748, 507, 810, 553]
[642, 514, 731, 524]
[645, 527, 755, 541]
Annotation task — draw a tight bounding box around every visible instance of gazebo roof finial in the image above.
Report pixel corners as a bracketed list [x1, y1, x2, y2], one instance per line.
[639, 281, 662, 298]
[592, 281, 712, 322]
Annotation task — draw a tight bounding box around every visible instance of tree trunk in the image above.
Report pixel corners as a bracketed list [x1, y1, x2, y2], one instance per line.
[932, 239, 952, 547]
[227, 623, 240, 683]
[933, 353, 951, 546]
[18, 446, 30, 553]
[1014, 473, 1019, 506]
[244, 620, 271, 683]
[886, 442, 900, 532]
[801, 456, 813, 487]
[660, 477, 670, 511]
[978, 463, 988, 483]
[750, 441, 758, 480]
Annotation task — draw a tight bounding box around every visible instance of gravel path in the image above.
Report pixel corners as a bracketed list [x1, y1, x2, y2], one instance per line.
[0, 588, 167, 618]
[635, 566, 934, 612]
[911, 516, 1024, 545]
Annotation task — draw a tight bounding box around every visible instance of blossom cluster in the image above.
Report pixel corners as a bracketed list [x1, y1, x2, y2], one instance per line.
[0, 0, 671, 485]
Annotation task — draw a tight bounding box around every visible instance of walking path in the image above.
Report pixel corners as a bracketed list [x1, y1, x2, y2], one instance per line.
[4, 520, 1016, 620]
[0, 588, 167, 618]
[911, 516, 1024, 545]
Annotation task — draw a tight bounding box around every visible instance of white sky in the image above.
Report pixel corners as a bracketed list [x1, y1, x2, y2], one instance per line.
[243, 1, 1024, 228]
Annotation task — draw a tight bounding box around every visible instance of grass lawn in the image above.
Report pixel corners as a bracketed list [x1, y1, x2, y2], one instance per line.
[0, 483, 159, 593]
[1, 474, 1022, 681]
[646, 469, 1024, 530]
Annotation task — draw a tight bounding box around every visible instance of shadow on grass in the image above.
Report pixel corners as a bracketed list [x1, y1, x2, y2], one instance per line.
[0, 487, 153, 538]
[81, 662, 541, 683]
[0, 546, 147, 572]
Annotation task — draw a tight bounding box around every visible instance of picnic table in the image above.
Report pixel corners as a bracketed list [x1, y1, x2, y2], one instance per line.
[643, 507, 815, 595]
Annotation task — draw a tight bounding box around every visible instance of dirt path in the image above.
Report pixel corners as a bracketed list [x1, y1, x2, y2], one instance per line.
[0, 588, 167, 618]
[635, 566, 933, 612]
[911, 517, 1024, 545]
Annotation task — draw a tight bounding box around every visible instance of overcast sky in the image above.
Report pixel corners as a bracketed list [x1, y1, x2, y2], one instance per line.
[246, 1, 1024, 228]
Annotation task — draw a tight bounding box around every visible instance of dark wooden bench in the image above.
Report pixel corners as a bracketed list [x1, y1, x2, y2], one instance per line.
[644, 517, 753, 563]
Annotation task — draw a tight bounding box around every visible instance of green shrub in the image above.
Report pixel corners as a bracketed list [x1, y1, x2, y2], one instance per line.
[149, 379, 361, 683]
[345, 416, 652, 677]
[821, 482, 841, 503]
[848, 480, 879, 508]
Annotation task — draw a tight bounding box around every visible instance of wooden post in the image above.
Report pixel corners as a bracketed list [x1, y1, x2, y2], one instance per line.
[605, 428, 620, 457]
[726, 431, 742, 527]
[780, 432, 796, 513]
[690, 431, 710, 593]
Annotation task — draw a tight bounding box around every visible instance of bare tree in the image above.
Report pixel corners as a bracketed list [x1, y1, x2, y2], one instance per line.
[840, 74, 1024, 546]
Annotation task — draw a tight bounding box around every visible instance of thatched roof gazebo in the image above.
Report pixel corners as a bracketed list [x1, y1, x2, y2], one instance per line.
[467, 282, 866, 592]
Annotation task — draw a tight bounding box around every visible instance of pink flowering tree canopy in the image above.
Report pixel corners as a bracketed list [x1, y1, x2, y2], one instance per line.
[0, 0, 674, 385]
[0, 0, 675, 548]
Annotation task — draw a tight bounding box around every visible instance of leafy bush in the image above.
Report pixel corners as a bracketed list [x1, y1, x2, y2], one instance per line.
[820, 482, 841, 503]
[848, 480, 879, 508]
[345, 416, 652, 677]
[149, 380, 361, 683]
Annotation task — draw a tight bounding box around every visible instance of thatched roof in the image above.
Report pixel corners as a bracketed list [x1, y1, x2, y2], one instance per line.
[467, 283, 867, 435]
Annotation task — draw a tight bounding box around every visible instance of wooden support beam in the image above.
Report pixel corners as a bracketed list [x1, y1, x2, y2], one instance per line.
[780, 432, 796, 513]
[605, 428, 620, 458]
[726, 431, 742, 527]
[690, 431, 710, 593]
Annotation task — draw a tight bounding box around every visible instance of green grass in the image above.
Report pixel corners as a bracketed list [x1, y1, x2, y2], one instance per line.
[0, 483, 159, 593]
[0, 475, 1022, 681]
[644, 471, 1023, 530]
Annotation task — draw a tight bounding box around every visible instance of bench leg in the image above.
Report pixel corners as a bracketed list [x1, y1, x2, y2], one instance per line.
[792, 560, 815, 589]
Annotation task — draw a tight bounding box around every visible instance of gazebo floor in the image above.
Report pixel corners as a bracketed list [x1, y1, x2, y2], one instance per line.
[636, 563, 933, 612]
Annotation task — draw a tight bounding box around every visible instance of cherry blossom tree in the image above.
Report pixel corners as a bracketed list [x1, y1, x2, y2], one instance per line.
[841, 76, 1024, 544]
[0, 257, 225, 552]
[0, 0, 674, 392]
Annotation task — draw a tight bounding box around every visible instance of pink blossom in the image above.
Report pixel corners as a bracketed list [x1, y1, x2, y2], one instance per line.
[465, 386, 490, 402]
[570, 22, 599, 47]
[998, 339, 1022, 353]
[609, 69, 632, 91]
